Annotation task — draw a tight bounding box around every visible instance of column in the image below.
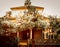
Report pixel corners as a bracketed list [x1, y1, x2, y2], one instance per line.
[45, 32, 46, 39]
[30, 29, 32, 39]
[44, 32, 47, 39]
[53, 33, 55, 39]
[49, 29, 52, 39]
[17, 31, 20, 42]
[50, 34, 51, 39]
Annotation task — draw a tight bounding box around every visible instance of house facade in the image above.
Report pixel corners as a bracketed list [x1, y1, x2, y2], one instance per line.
[0, 0, 58, 43]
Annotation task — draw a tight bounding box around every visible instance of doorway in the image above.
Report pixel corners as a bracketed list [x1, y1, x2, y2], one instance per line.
[21, 29, 30, 40]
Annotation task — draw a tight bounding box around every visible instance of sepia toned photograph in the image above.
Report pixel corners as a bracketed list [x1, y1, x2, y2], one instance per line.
[0, 0, 60, 47]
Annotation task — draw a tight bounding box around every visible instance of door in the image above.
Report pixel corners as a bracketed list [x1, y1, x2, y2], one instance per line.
[21, 29, 30, 40]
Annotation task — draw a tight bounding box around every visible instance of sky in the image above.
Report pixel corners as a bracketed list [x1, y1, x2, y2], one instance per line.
[0, 0, 60, 17]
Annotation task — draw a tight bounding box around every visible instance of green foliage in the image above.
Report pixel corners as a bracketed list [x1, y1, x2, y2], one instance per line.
[49, 16, 60, 32]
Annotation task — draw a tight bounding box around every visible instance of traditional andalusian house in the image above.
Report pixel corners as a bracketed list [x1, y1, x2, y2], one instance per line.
[0, 0, 58, 43]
